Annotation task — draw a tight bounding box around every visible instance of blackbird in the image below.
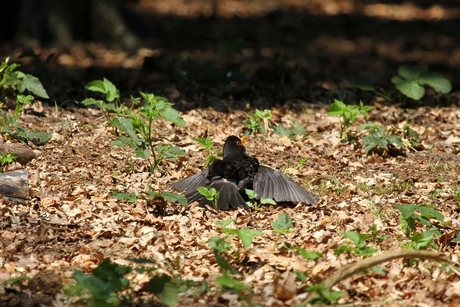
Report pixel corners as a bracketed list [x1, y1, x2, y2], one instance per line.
[171, 135, 318, 209]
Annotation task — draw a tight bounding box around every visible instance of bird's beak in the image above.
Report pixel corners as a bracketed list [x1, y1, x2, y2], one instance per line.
[240, 136, 248, 146]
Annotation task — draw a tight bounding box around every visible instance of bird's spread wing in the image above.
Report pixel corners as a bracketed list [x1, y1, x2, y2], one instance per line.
[198, 179, 248, 210]
[170, 170, 209, 194]
[171, 171, 247, 210]
[254, 165, 318, 205]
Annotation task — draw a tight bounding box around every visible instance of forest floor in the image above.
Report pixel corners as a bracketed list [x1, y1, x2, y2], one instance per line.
[1, 1, 460, 306]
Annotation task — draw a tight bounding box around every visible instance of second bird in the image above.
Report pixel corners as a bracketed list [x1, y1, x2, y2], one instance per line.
[171, 135, 318, 209]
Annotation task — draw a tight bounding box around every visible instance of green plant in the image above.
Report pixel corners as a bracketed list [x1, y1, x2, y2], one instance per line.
[368, 224, 387, 243]
[67, 259, 179, 306]
[208, 219, 261, 305]
[245, 108, 272, 135]
[391, 65, 452, 100]
[0, 58, 51, 144]
[197, 186, 220, 210]
[194, 136, 218, 167]
[394, 204, 444, 237]
[327, 100, 373, 139]
[0, 153, 16, 171]
[349, 64, 452, 101]
[394, 204, 446, 250]
[306, 283, 345, 305]
[83, 78, 186, 172]
[273, 121, 307, 140]
[245, 188, 276, 210]
[271, 212, 293, 250]
[334, 231, 378, 258]
[82, 78, 125, 134]
[359, 123, 420, 155]
[0, 57, 49, 100]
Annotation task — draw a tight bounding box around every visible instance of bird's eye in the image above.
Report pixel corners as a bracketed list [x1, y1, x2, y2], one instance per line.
[237, 141, 242, 146]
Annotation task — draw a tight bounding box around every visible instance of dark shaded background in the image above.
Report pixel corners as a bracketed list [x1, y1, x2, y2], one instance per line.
[1, 0, 459, 110]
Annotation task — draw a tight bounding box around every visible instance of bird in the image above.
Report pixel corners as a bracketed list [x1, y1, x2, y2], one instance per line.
[171, 135, 318, 210]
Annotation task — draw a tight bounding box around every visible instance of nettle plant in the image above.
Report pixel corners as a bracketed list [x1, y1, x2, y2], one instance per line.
[327, 100, 373, 139]
[82, 78, 188, 205]
[82, 78, 186, 172]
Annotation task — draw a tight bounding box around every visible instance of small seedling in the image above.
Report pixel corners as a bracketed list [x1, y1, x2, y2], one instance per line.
[245, 188, 276, 210]
[273, 121, 307, 140]
[327, 100, 373, 139]
[271, 212, 293, 250]
[194, 136, 218, 167]
[394, 204, 444, 250]
[197, 186, 220, 210]
[245, 108, 272, 135]
[334, 231, 377, 258]
[0, 153, 16, 171]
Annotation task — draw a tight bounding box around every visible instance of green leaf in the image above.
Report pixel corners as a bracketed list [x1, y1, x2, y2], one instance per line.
[116, 117, 137, 138]
[214, 252, 240, 275]
[194, 136, 213, 150]
[215, 219, 236, 229]
[2, 275, 30, 286]
[17, 94, 34, 105]
[358, 122, 380, 132]
[273, 125, 291, 137]
[289, 245, 322, 260]
[208, 237, 231, 253]
[291, 121, 305, 136]
[271, 213, 293, 234]
[417, 205, 444, 222]
[159, 107, 186, 127]
[394, 204, 417, 220]
[409, 232, 434, 250]
[363, 134, 388, 154]
[386, 135, 404, 148]
[148, 274, 178, 306]
[198, 186, 217, 201]
[23, 129, 52, 145]
[371, 266, 387, 275]
[18, 74, 49, 98]
[161, 191, 188, 206]
[391, 76, 425, 100]
[260, 197, 276, 205]
[327, 99, 346, 116]
[215, 274, 250, 291]
[398, 65, 427, 80]
[418, 71, 452, 94]
[277, 212, 293, 229]
[85, 78, 119, 102]
[236, 228, 262, 249]
[343, 231, 362, 246]
[245, 189, 257, 200]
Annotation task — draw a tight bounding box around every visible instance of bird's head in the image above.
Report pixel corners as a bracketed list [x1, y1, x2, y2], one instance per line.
[223, 135, 248, 158]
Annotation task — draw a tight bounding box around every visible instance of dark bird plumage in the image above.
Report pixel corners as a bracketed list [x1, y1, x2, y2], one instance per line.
[171, 136, 318, 209]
